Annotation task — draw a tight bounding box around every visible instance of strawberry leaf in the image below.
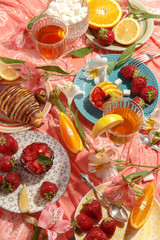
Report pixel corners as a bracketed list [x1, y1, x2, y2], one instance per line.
[37, 154, 52, 165]
[67, 47, 95, 57]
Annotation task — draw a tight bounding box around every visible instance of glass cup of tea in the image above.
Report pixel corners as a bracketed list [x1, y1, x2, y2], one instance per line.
[31, 15, 68, 60]
[103, 99, 144, 145]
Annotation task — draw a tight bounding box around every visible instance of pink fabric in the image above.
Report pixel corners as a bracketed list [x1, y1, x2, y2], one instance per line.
[0, 0, 160, 239]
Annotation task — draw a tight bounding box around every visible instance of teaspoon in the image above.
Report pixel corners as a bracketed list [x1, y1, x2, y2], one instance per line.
[80, 173, 129, 223]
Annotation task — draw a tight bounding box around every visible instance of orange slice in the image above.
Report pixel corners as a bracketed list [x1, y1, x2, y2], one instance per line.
[98, 81, 113, 87]
[0, 61, 20, 81]
[101, 85, 118, 92]
[59, 112, 83, 153]
[104, 88, 123, 99]
[130, 182, 155, 229]
[87, 0, 122, 29]
[114, 18, 141, 45]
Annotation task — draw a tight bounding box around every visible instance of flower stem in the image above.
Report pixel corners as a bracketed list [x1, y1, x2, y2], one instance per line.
[116, 159, 160, 169]
[31, 226, 42, 240]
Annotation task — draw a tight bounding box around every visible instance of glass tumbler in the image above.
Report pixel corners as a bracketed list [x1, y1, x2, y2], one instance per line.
[103, 99, 144, 145]
[31, 15, 68, 60]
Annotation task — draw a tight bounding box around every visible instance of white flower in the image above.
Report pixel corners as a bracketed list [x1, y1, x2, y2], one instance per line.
[143, 108, 160, 130]
[57, 82, 84, 105]
[83, 55, 109, 85]
[88, 152, 118, 183]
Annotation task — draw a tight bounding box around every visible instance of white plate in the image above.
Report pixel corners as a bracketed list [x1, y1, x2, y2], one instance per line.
[0, 64, 52, 133]
[0, 131, 71, 213]
[74, 183, 160, 240]
[85, 0, 154, 51]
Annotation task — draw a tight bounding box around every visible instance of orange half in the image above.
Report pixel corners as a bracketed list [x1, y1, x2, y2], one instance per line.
[130, 182, 155, 229]
[59, 112, 83, 154]
[87, 0, 122, 29]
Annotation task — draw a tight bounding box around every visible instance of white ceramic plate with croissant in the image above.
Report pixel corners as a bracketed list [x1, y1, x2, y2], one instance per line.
[0, 67, 52, 133]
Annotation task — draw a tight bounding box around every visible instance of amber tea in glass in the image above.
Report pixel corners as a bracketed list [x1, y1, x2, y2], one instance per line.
[103, 99, 144, 145]
[31, 16, 68, 60]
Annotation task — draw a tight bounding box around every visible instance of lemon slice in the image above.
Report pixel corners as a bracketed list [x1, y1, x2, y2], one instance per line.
[114, 18, 141, 45]
[98, 81, 113, 88]
[92, 114, 124, 138]
[0, 61, 20, 81]
[19, 184, 30, 213]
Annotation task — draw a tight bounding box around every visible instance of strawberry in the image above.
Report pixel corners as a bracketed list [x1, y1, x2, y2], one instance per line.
[0, 175, 3, 186]
[100, 217, 116, 238]
[83, 198, 102, 221]
[35, 88, 47, 104]
[40, 181, 58, 201]
[85, 226, 108, 240]
[131, 76, 147, 95]
[133, 96, 145, 109]
[2, 172, 21, 192]
[72, 213, 94, 233]
[21, 142, 54, 174]
[120, 65, 139, 81]
[140, 86, 158, 103]
[97, 28, 115, 45]
[0, 155, 16, 172]
[0, 133, 18, 155]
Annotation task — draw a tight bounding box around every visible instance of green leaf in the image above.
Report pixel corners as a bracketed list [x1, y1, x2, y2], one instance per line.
[24, 215, 37, 227]
[67, 47, 95, 58]
[37, 154, 52, 165]
[50, 97, 67, 114]
[74, 110, 87, 141]
[107, 62, 116, 75]
[0, 56, 25, 64]
[116, 43, 142, 66]
[116, 165, 126, 172]
[27, 12, 46, 30]
[36, 65, 72, 75]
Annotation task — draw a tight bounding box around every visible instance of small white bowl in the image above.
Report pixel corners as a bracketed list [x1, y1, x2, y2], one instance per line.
[47, 0, 89, 40]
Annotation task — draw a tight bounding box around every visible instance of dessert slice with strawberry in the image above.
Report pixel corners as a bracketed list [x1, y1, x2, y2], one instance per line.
[82, 198, 102, 221]
[40, 181, 58, 201]
[89, 83, 123, 110]
[21, 142, 54, 174]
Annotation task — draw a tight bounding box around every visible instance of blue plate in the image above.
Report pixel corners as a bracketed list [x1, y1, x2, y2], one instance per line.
[74, 54, 159, 124]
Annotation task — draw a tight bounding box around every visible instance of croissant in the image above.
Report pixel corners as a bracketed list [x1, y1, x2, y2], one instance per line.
[0, 83, 44, 127]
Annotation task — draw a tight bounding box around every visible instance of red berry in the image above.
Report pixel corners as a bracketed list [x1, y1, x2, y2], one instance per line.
[0, 175, 3, 185]
[0, 133, 18, 155]
[97, 28, 115, 45]
[140, 85, 158, 103]
[83, 198, 102, 221]
[35, 88, 47, 104]
[100, 217, 116, 238]
[40, 181, 58, 201]
[2, 172, 21, 191]
[131, 76, 147, 95]
[85, 226, 108, 240]
[72, 213, 94, 233]
[120, 65, 139, 81]
[0, 155, 16, 172]
[133, 96, 145, 109]
[21, 142, 54, 174]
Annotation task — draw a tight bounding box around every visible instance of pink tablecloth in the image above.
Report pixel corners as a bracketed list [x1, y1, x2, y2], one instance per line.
[0, 0, 160, 239]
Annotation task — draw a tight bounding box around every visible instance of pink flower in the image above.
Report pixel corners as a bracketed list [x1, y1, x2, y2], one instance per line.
[9, 23, 36, 49]
[37, 203, 72, 240]
[103, 175, 137, 208]
[19, 62, 46, 93]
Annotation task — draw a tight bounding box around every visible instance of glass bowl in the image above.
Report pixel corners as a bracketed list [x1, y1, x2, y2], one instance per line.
[47, 0, 89, 40]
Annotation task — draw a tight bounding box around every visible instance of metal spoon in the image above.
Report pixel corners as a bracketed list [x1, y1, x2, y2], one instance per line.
[139, 133, 160, 152]
[80, 173, 129, 223]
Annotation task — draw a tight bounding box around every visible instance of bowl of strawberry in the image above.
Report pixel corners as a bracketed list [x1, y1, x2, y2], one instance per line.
[20, 142, 54, 174]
